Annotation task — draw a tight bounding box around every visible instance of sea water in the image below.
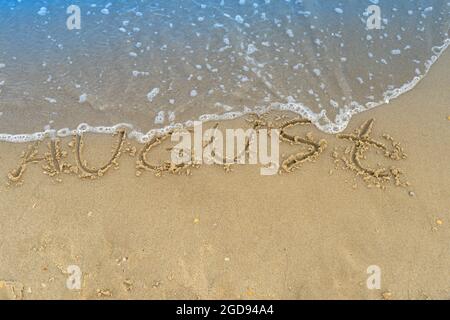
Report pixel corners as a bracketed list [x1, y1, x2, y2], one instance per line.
[0, 0, 449, 143]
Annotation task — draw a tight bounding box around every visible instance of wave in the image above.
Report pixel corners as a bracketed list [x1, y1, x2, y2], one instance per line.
[0, 0, 449, 143]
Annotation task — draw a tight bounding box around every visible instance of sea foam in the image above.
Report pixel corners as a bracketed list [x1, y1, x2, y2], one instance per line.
[0, 0, 449, 143]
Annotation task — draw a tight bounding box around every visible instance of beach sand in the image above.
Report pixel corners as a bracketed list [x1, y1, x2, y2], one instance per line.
[1, 50, 450, 300]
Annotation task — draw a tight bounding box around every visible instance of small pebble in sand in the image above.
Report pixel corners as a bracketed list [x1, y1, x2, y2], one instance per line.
[447, 116, 450, 121]
[123, 279, 133, 291]
[382, 291, 392, 300]
[96, 289, 112, 297]
[224, 257, 230, 262]
[408, 191, 415, 197]
[193, 217, 200, 224]
[246, 288, 255, 296]
[436, 219, 443, 225]
[116, 257, 128, 265]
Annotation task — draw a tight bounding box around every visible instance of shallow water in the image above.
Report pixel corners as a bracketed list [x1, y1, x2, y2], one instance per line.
[0, 0, 449, 143]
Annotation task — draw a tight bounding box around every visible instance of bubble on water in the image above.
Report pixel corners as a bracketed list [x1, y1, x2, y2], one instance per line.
[235, 15, 244, 23]
[147, 88, 160, 102]
[247, 44, 257, 55]
[286, 29, 294, 38]
[44, 97, 56, 104]
[154, 111, 165, 124]
[168, 111, 176, 122]
[79, 93, 87, 103]
[37, 7, 48, 16]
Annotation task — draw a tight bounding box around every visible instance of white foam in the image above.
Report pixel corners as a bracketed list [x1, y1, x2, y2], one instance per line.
[37, 7, 48, 16]
[44, 97, 57, 104]
[147, 88, 160, 102]
[79, 93, 87, 103]
[154, 111, 165, 124]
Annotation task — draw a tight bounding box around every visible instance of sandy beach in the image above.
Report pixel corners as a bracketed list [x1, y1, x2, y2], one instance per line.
[1, 47, 450, 300]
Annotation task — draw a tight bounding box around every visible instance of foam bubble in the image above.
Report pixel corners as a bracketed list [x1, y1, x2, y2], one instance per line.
[79, 93, 87, 103]
[147, 88, 160, 102]
[37, 7, 48, 16]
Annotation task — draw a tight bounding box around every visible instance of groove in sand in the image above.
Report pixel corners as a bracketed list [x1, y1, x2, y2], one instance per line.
[75, 130, 126, 177]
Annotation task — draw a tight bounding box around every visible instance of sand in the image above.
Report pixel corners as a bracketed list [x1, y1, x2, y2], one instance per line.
[1, 50, 450, 300]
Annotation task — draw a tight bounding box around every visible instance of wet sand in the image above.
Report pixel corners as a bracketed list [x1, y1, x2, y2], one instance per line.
[0, 50, 450, 300]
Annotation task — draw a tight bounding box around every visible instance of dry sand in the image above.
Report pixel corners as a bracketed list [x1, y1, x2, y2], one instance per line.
[1, 50, 450, 300]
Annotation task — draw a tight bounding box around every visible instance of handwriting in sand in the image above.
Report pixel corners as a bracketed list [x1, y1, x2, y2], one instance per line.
[7, 115, 408, 189]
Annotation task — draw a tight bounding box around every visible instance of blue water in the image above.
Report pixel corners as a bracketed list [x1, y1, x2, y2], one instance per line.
[0, 0, 449, 143]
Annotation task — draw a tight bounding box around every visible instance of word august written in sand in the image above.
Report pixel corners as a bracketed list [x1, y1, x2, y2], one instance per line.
[7, 115, 409, 189]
